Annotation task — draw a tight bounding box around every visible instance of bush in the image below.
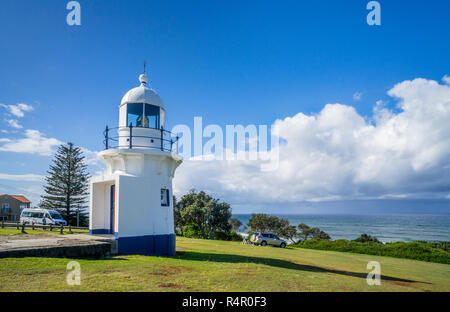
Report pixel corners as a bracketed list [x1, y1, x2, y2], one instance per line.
[214, 230, 230, 241]
[183, 223, 203, 239]
[293, 239, 450, 264]
[229, 231, 243, 241]
[353, 234, 381, 243]
[214, 230, 243, 241]
[428, 241, 450, 252]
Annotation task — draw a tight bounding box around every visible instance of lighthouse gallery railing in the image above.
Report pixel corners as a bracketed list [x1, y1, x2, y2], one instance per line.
[103, 125, 179, 152]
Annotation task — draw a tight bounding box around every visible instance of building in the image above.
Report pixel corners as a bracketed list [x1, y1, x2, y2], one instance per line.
[89, 71, 182, 256]
[0, 194, 31, 222]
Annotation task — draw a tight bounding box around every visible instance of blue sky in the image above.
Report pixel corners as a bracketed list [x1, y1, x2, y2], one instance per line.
[0, 0, 449, 213]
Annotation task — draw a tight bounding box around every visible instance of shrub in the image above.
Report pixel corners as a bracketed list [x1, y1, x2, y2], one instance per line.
[214, 230, 230, 241]
[214, 230, 243, 241]
[229, 231, 243, 241]
[183, 223, 203, 239]
[293, 239, 450, 264]
[353, 233, 381, 243]
[428, 241, 450, 252]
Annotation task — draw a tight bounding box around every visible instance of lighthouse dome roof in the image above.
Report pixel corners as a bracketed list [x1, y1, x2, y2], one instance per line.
[120, 74, 163, 108]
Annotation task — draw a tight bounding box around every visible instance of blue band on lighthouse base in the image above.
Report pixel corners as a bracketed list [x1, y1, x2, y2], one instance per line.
[90, 229, 112, 235]
[117, 234, 176, 256]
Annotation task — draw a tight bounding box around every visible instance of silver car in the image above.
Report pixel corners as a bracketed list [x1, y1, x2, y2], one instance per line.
[250, 232, 286, 248]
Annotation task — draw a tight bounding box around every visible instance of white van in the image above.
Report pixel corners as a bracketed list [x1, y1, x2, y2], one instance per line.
[20, 208, 67, 226]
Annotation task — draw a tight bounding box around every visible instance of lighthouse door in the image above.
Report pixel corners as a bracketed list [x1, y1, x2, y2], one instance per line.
[110, 185, 115, 234]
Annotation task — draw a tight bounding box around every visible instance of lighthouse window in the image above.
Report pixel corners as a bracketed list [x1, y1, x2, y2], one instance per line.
[126, 103, 144, 127]
[126, 103, 161, 129]
[144, 104, 160, 129]
[161, 188, 170, 206]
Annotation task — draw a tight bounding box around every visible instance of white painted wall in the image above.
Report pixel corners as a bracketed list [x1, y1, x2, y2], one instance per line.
[117, 174, 174, 237]
[119, 105, 127, 127]
[118, 127, 167, 150]
[90, 149, 180, 238]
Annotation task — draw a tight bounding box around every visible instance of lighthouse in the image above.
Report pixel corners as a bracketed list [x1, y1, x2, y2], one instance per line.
[89, 71, 182, 256]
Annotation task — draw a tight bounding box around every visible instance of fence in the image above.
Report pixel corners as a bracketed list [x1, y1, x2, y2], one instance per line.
[0, 221, 88, 234]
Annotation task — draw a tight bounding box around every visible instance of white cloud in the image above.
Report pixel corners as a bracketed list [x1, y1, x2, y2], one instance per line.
[0, 173, 44, 182]
[443, 75, 450, 85]
[0, 183, 44, 207]
[80, 147, 100, 166]
[174, 77, 450, 205]
[0, 126, 100, 170]
[17, 103, 34, 112]
[0, 129, 62, 156]
[0, 103, 34, 118]
[5, 119, 23, 129]
[353, 92, 362, 101]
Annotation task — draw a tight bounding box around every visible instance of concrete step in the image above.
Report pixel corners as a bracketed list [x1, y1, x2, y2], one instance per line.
[0, 234, 116, 258]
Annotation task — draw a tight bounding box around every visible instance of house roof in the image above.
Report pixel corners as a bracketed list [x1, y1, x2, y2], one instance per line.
[0, 194, 31, 203]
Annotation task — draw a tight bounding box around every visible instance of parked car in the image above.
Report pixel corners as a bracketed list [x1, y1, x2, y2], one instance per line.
[20, 208, 67, 226]
[250, 232, 286, 248]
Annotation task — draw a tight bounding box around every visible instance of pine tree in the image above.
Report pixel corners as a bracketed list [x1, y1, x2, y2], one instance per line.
[40, 143, 90, 226]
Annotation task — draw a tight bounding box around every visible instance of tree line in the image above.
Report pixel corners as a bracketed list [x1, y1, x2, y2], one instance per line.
[175, 191, 331, 243]
[247, 213, 330, 243]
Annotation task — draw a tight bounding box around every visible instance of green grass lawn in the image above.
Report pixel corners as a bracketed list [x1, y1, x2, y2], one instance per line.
[0, 228, 89, 236]
[0, 236, 449, 292]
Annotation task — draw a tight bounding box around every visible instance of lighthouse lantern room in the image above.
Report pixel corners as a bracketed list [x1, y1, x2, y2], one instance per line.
[89, 71, 182, 256]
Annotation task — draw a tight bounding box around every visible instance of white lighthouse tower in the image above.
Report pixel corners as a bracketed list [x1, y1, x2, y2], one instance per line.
[89, 71, 182, 256]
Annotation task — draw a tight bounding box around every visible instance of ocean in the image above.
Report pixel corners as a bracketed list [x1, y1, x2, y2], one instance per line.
[232, 214, 450, 242]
